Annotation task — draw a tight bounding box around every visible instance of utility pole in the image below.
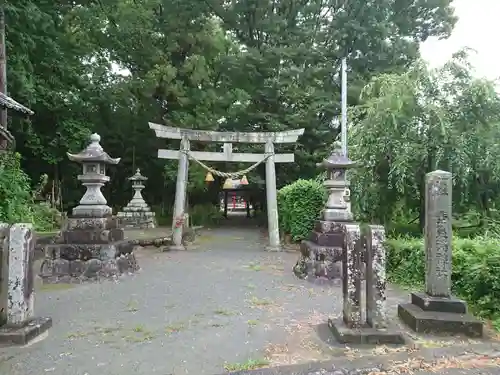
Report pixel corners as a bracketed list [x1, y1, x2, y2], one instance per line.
[0, 7, 7, 130]
[340, 57, 348, 157]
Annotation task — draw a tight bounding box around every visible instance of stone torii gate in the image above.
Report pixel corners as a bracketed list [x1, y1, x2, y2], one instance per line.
[149, 123, 304, 251]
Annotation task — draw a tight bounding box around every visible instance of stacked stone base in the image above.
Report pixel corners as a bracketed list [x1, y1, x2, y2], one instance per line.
[40, 246, 138, 283]
[293, 220, 365, 283]
[39, 216, 140, 283]
[117, 211, 156, 229]
[328, 318, 406, 345]
[398, 293, 483, 338]
[0, 317, 53, 346]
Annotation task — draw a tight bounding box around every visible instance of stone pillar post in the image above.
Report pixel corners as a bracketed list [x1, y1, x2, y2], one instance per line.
[0, 224, 52, 345]
[171, 137, 190, 250]
[366, 225, 387, 329]
[398, 170, 483, 337]
[6, 224, 34, 325]
[341, 224, 362, 327]
[0, 222, 9, 325]
[424, 170, 452, 297]
[329, 223, 405, 344]
[265, 140, 280, 251]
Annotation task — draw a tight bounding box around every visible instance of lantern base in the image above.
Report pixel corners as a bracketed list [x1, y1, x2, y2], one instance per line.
[38, 215, 140, 284]
[72, 204, 113, 218]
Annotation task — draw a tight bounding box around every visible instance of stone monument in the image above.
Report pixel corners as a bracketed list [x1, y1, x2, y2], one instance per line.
[39, 133, 139, 283]
[293, 145, 364, 282]
[398, 170, 483, 337]
[117, 168, 156, 229]
[0, 224, 52, 345]
[328, 224, 406, 344]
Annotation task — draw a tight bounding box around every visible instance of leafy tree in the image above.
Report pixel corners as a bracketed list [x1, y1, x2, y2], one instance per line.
[205, 0, 458, 185]
[349, 50, 500, 231]
[4, 0, 460, 216]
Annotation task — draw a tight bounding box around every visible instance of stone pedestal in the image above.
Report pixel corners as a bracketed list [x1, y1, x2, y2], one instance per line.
[38, 134, 139, 283]
[295, 220, 366, 283]
[398, 170, 483, 338]
[117, 169, 156, 229]
[329, 224, 405, 345]
[0, 224, 52, 345]
[39, 217, 139, 283]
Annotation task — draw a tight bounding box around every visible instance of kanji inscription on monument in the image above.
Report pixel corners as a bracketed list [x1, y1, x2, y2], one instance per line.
[424, 170, 452, 297]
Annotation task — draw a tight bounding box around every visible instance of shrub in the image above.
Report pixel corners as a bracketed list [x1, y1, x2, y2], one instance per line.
[153, 203, 224, 227]
[32, 202, 62, 232]
[189, 203, 224, 227]
[386, 235, 500, 325]
[0, 152, 60, 231]
[0, 152, 33, 223]
[278, 179, 326, 242]
[153, 204, 173, 226]
[386, 221, 421, 238]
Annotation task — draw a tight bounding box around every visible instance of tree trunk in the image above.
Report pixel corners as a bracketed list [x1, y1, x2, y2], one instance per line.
[0, 7, 7, 130]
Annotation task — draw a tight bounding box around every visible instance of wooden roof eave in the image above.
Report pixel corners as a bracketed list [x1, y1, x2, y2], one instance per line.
[0, 92, 34, 116]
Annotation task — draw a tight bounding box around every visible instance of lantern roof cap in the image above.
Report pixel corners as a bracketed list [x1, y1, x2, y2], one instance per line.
[316, 142, 357, 170]
[128, 168, 148, 181]
[67, 133, 121, 164]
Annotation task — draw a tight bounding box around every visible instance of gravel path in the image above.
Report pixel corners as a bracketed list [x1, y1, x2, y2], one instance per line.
[0, 228, 498, 375]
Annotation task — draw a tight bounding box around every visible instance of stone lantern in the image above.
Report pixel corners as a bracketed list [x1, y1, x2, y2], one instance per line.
[38, 133, 140, 284]
[129, 168, 148, 202]
[317, 146, 357, 222]
[117, 168, 156, 228]
[293, 144, 358, 282]
[67, 133, 120, 217]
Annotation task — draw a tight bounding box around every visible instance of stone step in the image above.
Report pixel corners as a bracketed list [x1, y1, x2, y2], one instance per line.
[397, 302, 483, 338]
[411, 292, 468, 314]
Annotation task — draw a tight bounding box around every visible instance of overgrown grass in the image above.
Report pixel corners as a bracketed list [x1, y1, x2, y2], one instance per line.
[224, 358, 269, 371]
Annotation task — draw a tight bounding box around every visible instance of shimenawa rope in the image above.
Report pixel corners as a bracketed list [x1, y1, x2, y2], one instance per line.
[180, 150, 272, 179]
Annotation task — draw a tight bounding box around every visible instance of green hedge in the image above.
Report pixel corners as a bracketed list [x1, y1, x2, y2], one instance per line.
[278, 179, 326, 241]
[153, 203, 224, 227]
[386, 235, 500, 325]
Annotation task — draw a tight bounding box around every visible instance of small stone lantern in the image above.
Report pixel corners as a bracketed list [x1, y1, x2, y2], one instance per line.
[117, 168, 156, 228]
[128, 168, 148, 207]
[67, 133, 120, 217]
[317, 145, 357, 222]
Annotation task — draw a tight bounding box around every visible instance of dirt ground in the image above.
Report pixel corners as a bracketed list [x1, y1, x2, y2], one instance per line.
[1, 227, 499, 375]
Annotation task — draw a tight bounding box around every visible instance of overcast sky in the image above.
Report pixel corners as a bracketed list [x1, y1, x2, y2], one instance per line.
[420, 0, 498, 81]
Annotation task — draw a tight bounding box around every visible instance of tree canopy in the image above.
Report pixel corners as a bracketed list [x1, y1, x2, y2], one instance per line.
[350, 51, 500, 230]
[4, 0, 479, 225]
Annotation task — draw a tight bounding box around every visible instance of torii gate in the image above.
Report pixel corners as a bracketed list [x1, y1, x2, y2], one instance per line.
[149, 122, 304, 251]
